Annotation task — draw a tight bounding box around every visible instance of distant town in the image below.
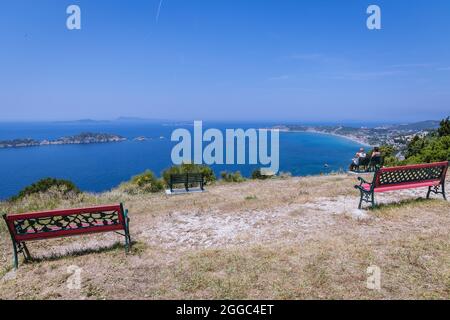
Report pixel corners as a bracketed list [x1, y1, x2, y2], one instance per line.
[0, 133, 126, 149]
[274, 120, 441, 159]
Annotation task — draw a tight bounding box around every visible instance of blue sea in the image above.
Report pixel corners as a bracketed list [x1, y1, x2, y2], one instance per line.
[0, 121, 364, 200]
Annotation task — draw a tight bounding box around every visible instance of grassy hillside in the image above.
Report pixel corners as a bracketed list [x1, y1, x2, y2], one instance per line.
[1, 174, 449, 299]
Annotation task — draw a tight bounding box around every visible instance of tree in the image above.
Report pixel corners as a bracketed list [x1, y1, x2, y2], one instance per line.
[438, 117, 450, 137]
[404, 136, 450, 164]
[379, 145, 399, 166]
[405, 135, 426, 159]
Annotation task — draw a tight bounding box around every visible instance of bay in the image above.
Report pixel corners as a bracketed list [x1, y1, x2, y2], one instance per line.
[0, 121, 364, 199]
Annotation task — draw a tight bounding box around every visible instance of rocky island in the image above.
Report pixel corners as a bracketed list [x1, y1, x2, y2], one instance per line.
[133, 136, 148, 142]
[0, 133, 126, 149]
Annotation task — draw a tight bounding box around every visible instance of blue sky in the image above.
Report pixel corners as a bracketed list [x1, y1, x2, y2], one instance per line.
[0, 0, 449, 122]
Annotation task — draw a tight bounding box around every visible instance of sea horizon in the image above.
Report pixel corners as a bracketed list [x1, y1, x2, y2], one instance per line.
[0, 120, 367, 199]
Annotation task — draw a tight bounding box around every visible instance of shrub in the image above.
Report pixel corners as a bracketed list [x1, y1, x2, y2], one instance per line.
[403, 135, 450, 164]
[251, 169, 271, 180]
[121, 170, 164, 194]
[162, 163, 216, 185]
[220, 171, 246, 183]
[381, 117, 450, 166]
[405, 136, 428, 159]
[11, 178, 80, 202]
[379, 145, 399, 167]
[3, 187, 90, 217]
[438, 117, 450, 137]
[278, 171, 292, 179]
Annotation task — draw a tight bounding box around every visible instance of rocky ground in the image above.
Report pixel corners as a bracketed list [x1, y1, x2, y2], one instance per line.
[1, 174, 449, 299]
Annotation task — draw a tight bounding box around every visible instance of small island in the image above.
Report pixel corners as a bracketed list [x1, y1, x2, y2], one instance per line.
[133, 136, 148, 142]
[0, 133, 126, 149]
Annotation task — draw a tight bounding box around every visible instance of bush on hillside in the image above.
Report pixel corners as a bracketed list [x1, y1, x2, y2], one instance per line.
[278, 171, 293, 179]
[378, 145, 399, 167]
[220, 171, 246, 183]
[251, 169, 271, 180]
[405, 135, 429, 159]
[383, 117, 450, 166]
[121, 170, 164, 194]
[11, 178, 80, 202]
[162, 163, 216, 185]
[403, 135, 450, 164]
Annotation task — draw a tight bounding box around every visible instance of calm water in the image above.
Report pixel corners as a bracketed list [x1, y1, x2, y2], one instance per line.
[0, 121, 363, 199]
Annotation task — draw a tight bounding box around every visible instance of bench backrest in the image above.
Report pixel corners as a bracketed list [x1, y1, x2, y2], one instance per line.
[370, 156, 383, 167]
[374, 161, 449, 188]
[359, 157, 370, 166]
[3, 204, 127, 242]
[170, 173, 204, 184]
[187, 173, 204, 183]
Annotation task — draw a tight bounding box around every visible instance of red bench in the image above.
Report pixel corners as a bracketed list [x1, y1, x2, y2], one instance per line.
[355, 161, 449, 209]
[2, 203, 131, 269]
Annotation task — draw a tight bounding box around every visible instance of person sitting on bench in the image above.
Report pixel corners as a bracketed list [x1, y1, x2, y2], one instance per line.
[371, 147, 381, 158]
[350, 148, 367, 171]
[367, 147, 383, 171]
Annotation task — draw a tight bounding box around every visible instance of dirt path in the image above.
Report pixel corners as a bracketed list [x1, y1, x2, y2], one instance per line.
[140, 187, 438, 250]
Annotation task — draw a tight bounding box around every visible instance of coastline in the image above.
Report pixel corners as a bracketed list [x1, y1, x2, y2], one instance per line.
[279, 129, 373, 147]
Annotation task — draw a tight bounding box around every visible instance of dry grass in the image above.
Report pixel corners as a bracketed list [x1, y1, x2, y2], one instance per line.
[1, 174, 449, 300]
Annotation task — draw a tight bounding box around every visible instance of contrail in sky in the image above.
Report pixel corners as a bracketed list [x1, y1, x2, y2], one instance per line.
[156, 0, 164, 23]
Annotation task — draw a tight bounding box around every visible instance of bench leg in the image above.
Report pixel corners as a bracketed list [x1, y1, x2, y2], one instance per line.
[358, 190, 375, 210]
[124, 210, 131, 253]
[442, 183, 447, 201]
[9, 241, 30, 269]
[358, 192, 363, 210]
[21, 242, 31, 261]
[125, 221, 131, 253]
[12, 241, 19, 270]
[125, 232, 131, 253]
[427, 184, 447, 201]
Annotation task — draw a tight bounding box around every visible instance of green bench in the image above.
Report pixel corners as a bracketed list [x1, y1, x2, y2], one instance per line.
[169, 173, 205, 192]
[353, 156, 384, 172]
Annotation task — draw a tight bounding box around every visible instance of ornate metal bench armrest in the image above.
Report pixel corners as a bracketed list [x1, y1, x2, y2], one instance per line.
[354, 184, 368, 192]
[357, 176, 370, 185]
[355, 177, 373, 193]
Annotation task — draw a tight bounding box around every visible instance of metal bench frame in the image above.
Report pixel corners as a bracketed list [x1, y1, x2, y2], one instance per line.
[353, 156, 384, 173]
[355, 161, 449, 209]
